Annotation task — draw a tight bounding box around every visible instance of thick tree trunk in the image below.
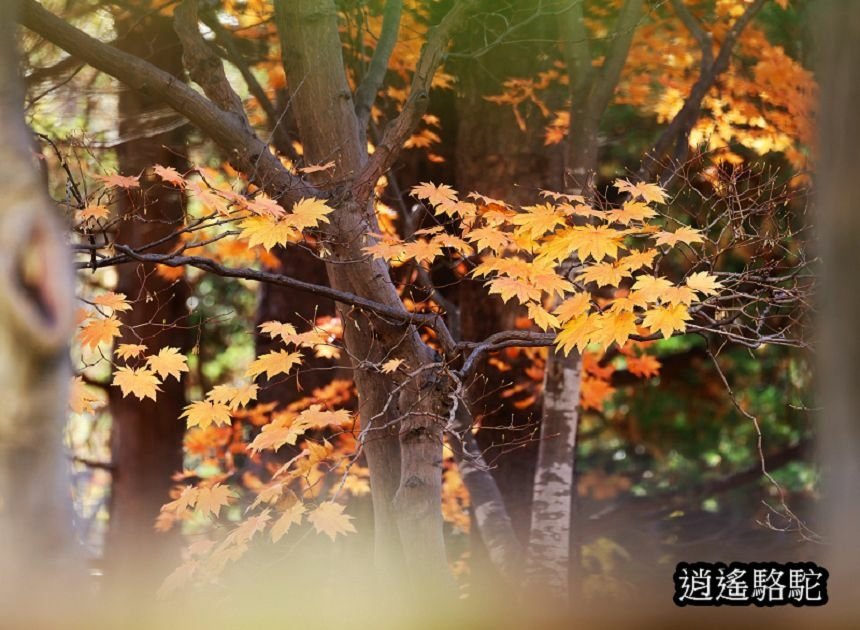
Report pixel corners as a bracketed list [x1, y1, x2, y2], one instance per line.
[0, 0, 78, 616]
[815, 3, 860, 615]
[103, 13, 189, 592]
[275, 0, 451, 595]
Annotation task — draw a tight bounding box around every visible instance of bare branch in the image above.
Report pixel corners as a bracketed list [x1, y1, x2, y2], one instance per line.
[18, 0, 317, 203]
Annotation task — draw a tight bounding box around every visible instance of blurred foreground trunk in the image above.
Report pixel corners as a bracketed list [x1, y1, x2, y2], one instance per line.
[0, 0, 78, 616]
[815, 2, 860, 618]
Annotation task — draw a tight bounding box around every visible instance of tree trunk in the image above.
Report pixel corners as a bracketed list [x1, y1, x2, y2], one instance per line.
[275, 0, 452, 595]
[103, 12, 189, 593]
[815, 2, 860, 615]
[0, 0, 78, 616]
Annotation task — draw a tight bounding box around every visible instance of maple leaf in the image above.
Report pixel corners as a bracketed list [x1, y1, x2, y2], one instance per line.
[642, 303, 691, 339]
[618, 248, 658, 272]
[113, 366, 161, 401]
[298, 160, 335, 174]
[487, 276, 543, 304]
[614, 178, 667, 204]
[245, 350, 304, 380]
[576, 262, 631, 288]
[381, 358, 404, 373]
[626, 354, 661, 379]
[606, 201, 657, 225]
[97, 173, 140, 189]
[592, 310, 639, 349]
[299, 405, 352, 429]
[466, 227, 511, 253]
[259, 320, 298, 341]
[92, 291, 132, 313]
[686, 271, 724, 296]
[271, 502, 306, 543]
[153, 164, 186, 187]
[554, 293, 592, 323]
[555, 313, 598, 355]
[401, 239, 444, 264]
[116, 343, 147, 360]
[196, 484, 233, 518]
[239, 216, 300, 250]
[78, 316, 122, 349]
[69, 376, 102, 414]
[181, 400, 232, 429]
[308, 502, 356, 541]
[80, 204, 110, 222]
[228, 383, 259, 409]
[661, 285, 698, 306]
[287, 197, 335, 231]
[631, 275, 673, 302]
[510, 203, 568, 239]
[146, 347, 189, 381]
[162, 485, 198, 514]
[653, 226, 705, 247]
[528, 303, 561, 331]
[412, 181, 458, 207]
[247, 194, 287, 218]
[538, 226, 623, 263]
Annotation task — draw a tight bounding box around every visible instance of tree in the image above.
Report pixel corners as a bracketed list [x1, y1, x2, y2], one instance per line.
[18, 0, 814, 614]
[0, 0, 77, 615]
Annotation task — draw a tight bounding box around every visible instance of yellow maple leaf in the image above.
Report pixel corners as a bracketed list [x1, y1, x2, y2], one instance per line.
[116, 343, 147, 360]
[181, 400, 232, 429]
[271, 502, 306, 543]
[642, 303, 691, 339]
[510, 203, 568, 239]
[381, 358, 404, 373]
[298, 404, 352, 429]
[161, 485, 198, 514]
[487, 276, 542, 304]
[239, 216, 300, 250]
[653, 226, 705, 247]
[80, 204, 110, 222]
[661, 285, 698, 306]
[206, 383, 258, 409]
[92, 291, 132, 313]
[113, 366, 161, 401]
[686, 271, 724, 296]
[401, 239, 443, 264]
[78, 316, 122, 350]
[412, 181, 458, 207]
[69, 376, 102, 414]
[614, 178, 667, 204]
[308, 502, 356, 541]
[555, 313, 598, 355]
[287, 197, 335, 231]
[245, 350, 304, 380]
[247, 194, 287, 218]
[538, 226, 624, 263]
[576, 262, 631, 288]
[259, 321, 298, 340]
[592, 310, 638, 349]
[631, 275, 674, 302]
[147, 347, 189, 381]
[298, 160, 335, 174]
[528, 303, 561, 331]
[606, 201, 657, 225]
[618, 248, 658, 272]
[466, 226, 512, 254]
[554, 293, 592, 323]
[196, 483, 233, 518]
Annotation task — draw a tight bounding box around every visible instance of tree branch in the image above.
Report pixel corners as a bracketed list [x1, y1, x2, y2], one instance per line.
[641, 0, 767, 181]
[353, 0, 478, 201]
[354, 0, 403, 143]
[18, 0, 317, 203]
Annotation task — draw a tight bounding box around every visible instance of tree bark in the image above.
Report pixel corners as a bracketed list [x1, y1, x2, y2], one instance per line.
[103, 12, 189, 593]
[815, 1, 860, 615]
[0, 0, 78, 617]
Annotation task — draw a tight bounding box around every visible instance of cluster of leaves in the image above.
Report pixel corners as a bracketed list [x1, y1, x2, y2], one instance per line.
[367, 179, 724, 357]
